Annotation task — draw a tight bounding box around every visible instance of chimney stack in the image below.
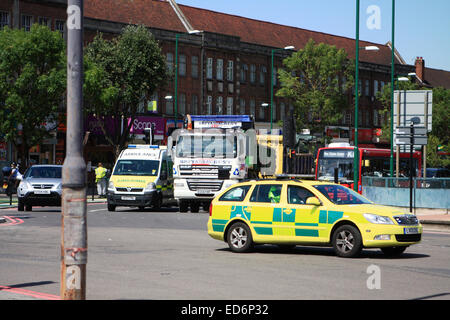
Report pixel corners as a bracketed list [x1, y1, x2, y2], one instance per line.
[415, 57, 425, 81]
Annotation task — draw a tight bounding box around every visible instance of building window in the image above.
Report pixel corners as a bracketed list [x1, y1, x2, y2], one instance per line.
[227, 60, 234, 82]
[0, 11, 10, 29]
[250, 99, 255, 117]
[179, 93, 186, 115]
[55, 19, 65, 35]
[260, 66, 267, 85]
[365, 79, 370, 96]
[240, 64, 248, 83]
[272, 67, 277, 86]
[250, 64, 256, 84]
[191, 95, 198, 114]
[166, 95, 174, 115]
[226, 97, 233, 115]
[280, 102, 285, 120]
[239, 99, 246, 115]
[259, 103, 265, 120]
[21, 15, 33, 31]
[38, 16, 51, 28]
[374, 80, 379, 96]
[216, 96, 223, 114]
[191, 56, 198, 78]
[373, 109, 379, 126]
[216, 59, 223, 80]
[179, 54, 186, 76]
[166, 53, 174, 73]
[344, 111, 352, 125]
[206, 96, 212, 114]
[207, 58, 213, 79]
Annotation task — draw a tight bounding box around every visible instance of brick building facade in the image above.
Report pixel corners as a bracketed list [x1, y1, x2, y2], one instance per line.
[1, 0, 448, 165]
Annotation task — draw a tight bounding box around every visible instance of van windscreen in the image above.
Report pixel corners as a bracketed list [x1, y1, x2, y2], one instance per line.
[113, 160, 159, 176]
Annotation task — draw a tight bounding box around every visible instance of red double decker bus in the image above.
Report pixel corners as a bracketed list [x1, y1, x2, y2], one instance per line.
[315, 145, 422, 193]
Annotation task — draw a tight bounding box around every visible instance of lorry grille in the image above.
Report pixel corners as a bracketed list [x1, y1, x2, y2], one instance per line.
[187, 180, 223, 192]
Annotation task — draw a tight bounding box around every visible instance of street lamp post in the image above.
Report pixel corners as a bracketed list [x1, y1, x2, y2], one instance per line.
[353, 0, 360, 192]
[390, 0, 396, 177]
[270, 46, 294, 131]
[175, 30, 201, 124]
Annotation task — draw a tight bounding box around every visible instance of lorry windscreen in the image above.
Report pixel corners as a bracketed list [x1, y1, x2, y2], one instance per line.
[113, 160, 160, 176]
[176, 135, 237, 158]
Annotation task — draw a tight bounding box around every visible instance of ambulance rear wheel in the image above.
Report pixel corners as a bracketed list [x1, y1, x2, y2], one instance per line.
[227, 222, 253, 253]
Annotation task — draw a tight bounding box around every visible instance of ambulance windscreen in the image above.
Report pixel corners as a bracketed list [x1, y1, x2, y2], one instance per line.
[113, 160, 160, 176]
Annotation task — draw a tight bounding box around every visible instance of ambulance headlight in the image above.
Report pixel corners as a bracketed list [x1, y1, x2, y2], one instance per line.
[108, 181, 115, 191]
[364, 213, 394, 225]
[145, 182, 156, 192]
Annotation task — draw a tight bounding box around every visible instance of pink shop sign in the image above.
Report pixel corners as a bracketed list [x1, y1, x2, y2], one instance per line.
[128, 116, 166, 140]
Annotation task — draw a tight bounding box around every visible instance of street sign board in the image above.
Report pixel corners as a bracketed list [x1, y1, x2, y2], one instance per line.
[395, 126, 427, 136]
[393, 90, 432, 130]
[395, 136, 428, 146]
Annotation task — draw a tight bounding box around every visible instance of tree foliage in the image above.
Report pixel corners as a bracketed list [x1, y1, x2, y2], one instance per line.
[84, 24, 168, 158]
[276, 39, 354, 144]
[0, 25, 66, 166]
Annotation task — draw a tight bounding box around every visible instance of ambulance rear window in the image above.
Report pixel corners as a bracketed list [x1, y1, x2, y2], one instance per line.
[219, 185, 251, 202]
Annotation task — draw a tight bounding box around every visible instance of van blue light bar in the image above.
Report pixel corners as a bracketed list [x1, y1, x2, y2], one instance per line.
[128, 145, 159, 149]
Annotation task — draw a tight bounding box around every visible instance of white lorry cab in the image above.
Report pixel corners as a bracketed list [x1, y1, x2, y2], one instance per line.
[168, 115, 255, 213]
[107, 145, 174, 211]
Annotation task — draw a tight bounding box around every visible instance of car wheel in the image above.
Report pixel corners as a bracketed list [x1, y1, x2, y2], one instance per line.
[227, 222, 253, 253]
[332, 225, 362, 258]
[107, 203, 116, 212]
[381, 246, 407, 257]
[18, 200, 24, 211]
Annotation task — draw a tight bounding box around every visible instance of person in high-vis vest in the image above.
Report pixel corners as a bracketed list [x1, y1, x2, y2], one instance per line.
[95, 162, 108, 197]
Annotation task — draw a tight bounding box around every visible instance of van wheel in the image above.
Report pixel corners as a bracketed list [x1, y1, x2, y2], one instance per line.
[227, 222, 253, 253]
[332, 225, 362, 258]
[107, 203, 116, 212]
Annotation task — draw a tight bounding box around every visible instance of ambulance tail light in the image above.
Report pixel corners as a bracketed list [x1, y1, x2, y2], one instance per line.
[209, 202, 213, 216]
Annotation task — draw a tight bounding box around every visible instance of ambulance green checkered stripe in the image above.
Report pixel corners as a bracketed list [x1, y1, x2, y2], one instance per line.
[211, 219, 228, 232]
[295, 229, 319, 237]
[295, 222, 318, 226]
[253, 227, 273, 235]
[250, 221, 272, 225]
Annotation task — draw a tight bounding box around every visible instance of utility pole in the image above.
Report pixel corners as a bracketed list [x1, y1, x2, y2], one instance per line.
[61, 0, 87, 300]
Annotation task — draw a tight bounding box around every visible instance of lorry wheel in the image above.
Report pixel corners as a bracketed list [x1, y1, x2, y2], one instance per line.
[202, 202, 211, 212]
[25, 204, 32, 211]
[190, 202, 200, 213]
[179, 200, 188, 213]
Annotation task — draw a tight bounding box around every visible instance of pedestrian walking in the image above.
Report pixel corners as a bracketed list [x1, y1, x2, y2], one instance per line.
[95, 162, 107, 197]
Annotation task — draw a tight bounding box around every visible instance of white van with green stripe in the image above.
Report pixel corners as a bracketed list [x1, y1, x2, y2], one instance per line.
[107, 145, 175, 211]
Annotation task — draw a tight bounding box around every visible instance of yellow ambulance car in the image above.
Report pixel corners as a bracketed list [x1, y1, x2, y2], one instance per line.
[207, 179, 422, 257]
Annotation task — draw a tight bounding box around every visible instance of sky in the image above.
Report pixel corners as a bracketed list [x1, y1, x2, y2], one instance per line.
[177, 0, 450, 71]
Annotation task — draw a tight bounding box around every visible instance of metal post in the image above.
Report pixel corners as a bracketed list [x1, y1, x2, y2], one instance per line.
[409, 122, 414, 213]
[61, 0, 87, 300]
[353, 0, 360, 192]
[175, 34, 179, 123]
[389, 0, 396, 177]
[270, 49, 274, 131]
